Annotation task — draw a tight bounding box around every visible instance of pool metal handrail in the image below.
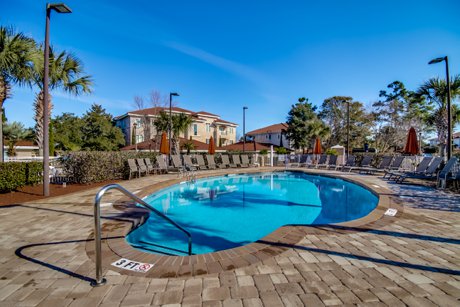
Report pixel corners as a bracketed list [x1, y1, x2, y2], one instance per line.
[92, 183, 192, 286]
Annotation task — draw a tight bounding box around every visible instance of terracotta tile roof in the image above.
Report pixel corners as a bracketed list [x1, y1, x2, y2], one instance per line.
[218, 141, 271, 151]
[213, 118, 237, 126]
[247, 123, 288, 136]
[129, 106, 194, 116]
[194, 111, 219, 117]
[14, 140, 36, 147]
[121, 137, 209, 151]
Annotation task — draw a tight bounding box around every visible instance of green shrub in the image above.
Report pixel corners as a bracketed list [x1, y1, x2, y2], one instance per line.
[325, 149, 338, 155]
[60, 151, 157, 184]
[259, 149, 268, 155]
[275, 147, 287, 154]
[0, 162, 43, 193]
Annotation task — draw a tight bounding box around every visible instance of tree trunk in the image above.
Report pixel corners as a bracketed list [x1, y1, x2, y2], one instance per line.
[0, 76, 12, 162]
[34, 90, 52, 156]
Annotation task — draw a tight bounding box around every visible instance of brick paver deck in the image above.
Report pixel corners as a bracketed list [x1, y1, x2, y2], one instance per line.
[0, 167, 459, 306]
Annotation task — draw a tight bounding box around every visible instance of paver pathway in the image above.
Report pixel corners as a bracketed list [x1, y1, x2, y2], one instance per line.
[0, 168, 459, 306]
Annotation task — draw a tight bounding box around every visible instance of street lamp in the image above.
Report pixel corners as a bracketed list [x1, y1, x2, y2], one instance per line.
[43, 2, 72, 197]
[344, 99, 350, 159]
[169, 92, 179, 164]
[429, 56, 452, 160]
[243, 106, 248, 152]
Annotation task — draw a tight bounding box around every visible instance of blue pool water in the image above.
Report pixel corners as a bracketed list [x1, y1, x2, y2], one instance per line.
[126, 171, 378, 255]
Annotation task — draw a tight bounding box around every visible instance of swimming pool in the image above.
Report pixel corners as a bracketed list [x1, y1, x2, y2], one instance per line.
[126, 171, 378, 255]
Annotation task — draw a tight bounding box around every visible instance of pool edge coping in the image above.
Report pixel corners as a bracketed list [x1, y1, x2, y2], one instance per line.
[85, 167, 402, 278]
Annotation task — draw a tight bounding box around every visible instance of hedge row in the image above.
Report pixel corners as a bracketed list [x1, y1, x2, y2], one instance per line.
[60, 151, 157, 184]
[0, 162, 43, 193]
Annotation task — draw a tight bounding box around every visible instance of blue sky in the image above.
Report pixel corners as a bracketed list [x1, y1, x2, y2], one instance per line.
[2, 0, 460, 135]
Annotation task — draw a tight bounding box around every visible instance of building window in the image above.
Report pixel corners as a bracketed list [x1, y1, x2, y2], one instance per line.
[278, 135, 280, 139]
[266, 135, 268, 139]
[134, 118, 141, 126]
[193, 124, 198, 136]
[206, 138, 209, 144]
[269, 134, 271, 140]
[136, 135, 144, 143]
[206, 123, 210, 132]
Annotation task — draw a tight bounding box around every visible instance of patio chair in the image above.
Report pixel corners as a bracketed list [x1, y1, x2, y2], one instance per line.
[384, 156, 432, 180]
[136, 159, 149, 176]
[233, 155, 248, 168]
[300, 155, 314, 168]
[241, 155, 256, 167]
[359, 156, 392, 174]
[344, 155, 373, 173]
[171, 154, 185, 173]
[155, 155, 169, 174]
[308, 155, 326, 168]
[232, 155, 249, 167]
[340, 155, 355, 172]
[326, 155, 338, 169]
[195, 155, 208, 170]
[221, 155, 235, 168]
[144, 158, 155, 174]
[317, 155, 336, 169]
[128, 159, 140, 179]
[436, 157, 458, 189]
[393, 156, 444, 183]
[206, 155, 217, 169]
[183, 155, 198, 171]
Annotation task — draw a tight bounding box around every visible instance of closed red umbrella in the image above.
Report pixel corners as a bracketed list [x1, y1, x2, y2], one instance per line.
[403, 127, 419, 155]
[159, 132, 169, 154]
[313, 137, 322, 155]
[208, 136, 216, 154]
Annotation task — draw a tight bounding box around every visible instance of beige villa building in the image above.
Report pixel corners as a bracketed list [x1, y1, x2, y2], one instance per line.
[114, 107, 238, 147]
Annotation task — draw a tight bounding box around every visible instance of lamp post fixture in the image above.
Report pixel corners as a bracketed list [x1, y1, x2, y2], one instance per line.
[169, 92, 179, 164]
[243, 106, 248, 152]
[133, 122, 138, 151]
[43, 2, 72, 197]
[429, 56, 452, 160]
[344, 99, 350, 159]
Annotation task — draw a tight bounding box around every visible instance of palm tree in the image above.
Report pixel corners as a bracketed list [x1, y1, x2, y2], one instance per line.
[0, 26, 35, 161]
[153, 111, 193, 154]
[306, 118, 330, 153]
[416, 76, 460, 155]
[31, 46, 92, 155]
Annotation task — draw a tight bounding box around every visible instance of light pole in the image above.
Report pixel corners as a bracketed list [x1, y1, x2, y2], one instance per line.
[344, 99, 350, 159]
[243, 106, 248, 152]
[169, 92, 179, 164]
[429, 56, 452, 160]
[43, 2, 72, 196]
[133, 122, 137, 151]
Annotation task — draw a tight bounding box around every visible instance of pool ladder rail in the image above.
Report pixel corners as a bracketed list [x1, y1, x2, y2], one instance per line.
[91, 183, 192, 287]
[179, 164, 197, 183]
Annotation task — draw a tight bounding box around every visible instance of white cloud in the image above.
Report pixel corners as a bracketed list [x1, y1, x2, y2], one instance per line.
[163, 41, 269, 86]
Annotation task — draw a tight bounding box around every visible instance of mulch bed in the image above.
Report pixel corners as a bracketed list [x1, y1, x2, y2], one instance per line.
[0, 180, 119, 206]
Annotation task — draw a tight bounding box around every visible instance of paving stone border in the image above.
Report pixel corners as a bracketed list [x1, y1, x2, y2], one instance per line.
[85, 168, 398, 278]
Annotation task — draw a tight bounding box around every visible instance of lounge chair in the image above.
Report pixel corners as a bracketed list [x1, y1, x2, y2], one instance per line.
[344, 155, 373, 173]
[436, 157, 458, 189]
[195, 155, 208, 170]
[206, 155, 217, 169]
[183, 155, 198, 171]
[385, 156, 432, 180]
[241, 155, 256, 167]
[359, 156, 392, 174]
[155, 155, 169, 174]
[128, 159, 140, 179]
[221, 155, 236, 168]
[326, 155, 338, 169]
[308, 155, 326, 168]
[233, 155, 248, 168]
[136, 159, 149, 176]
[144, 158, 155, 174]
[340, 155, 355, 172]
[171, 155, 184, 170]
[392, 157, 444, 183]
